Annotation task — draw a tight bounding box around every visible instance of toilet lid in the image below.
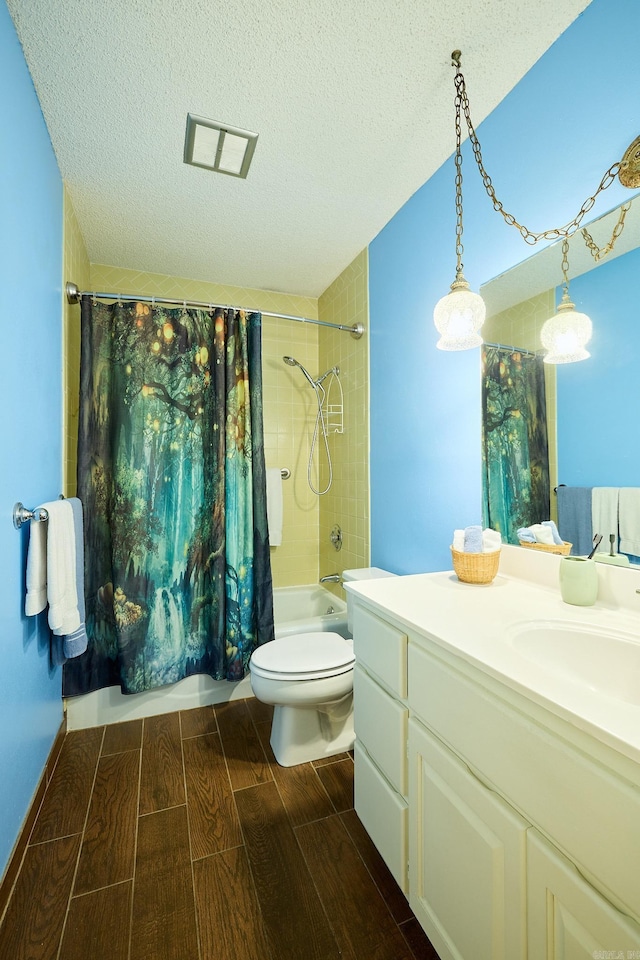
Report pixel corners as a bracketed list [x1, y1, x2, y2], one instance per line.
[250, 632, 355, 681]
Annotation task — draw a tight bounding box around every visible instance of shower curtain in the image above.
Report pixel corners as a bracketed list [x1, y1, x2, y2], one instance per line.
[63, 297, 274, 697]
[482, 346, 550, 544]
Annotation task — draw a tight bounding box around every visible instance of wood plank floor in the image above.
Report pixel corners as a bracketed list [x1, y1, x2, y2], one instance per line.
[0, 698, 441, 960]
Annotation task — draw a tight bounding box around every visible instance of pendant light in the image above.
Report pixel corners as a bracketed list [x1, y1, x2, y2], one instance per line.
[434, 51, 639, 359]
[434, 52, 485, 351]
[541, 238, 592, 364]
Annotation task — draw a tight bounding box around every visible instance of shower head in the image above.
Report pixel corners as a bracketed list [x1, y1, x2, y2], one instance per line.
[282, 355, 316, 387]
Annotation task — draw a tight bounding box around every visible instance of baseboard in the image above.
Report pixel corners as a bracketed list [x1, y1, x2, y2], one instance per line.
[0, 715, 67, 921]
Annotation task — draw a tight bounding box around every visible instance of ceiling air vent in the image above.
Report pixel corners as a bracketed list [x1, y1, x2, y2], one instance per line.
[183, 114, 258, 179]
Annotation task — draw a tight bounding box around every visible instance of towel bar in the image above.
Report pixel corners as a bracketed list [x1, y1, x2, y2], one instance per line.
[281, 469, 291, 479]
[13, 502, 49, 529]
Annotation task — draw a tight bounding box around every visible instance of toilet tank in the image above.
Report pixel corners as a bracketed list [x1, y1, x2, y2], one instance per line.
[342, 567, 397, 633]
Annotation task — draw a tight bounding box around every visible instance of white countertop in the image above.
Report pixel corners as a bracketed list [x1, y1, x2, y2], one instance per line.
[346, 547, 640, 765]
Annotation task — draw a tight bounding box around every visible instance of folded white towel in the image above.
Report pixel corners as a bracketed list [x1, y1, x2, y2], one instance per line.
[541, 520, 563, 546]
[266, 468, 283, 547]
[452, 529, 465, 552]
[592, 488, 619, 554]
[25, 518, 48, 616]
[482, 529, 502, 553]
[619, 488, 640, 558]
[46, 500, 81, 637]
[529, 523, 555, 545]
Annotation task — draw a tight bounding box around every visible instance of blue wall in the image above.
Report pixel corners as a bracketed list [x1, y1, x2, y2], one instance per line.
[557, 245, 640, 487]
[0, 1, 63, 877]
[369, 0, 638, 574]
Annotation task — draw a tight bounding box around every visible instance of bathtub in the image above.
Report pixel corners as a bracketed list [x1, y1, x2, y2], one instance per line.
[66, 583, 348, 729]
[274, 584, 349, 639]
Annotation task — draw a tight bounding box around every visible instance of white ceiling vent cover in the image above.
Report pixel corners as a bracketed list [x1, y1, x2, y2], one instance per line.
[183, 114, 258, 179]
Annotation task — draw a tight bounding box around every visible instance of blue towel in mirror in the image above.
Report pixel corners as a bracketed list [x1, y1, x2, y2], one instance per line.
[556, 487, 593, 556]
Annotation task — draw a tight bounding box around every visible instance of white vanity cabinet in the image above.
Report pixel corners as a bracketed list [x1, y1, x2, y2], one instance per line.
[351, 603, 409, 892]
[350, 593, 640, 960]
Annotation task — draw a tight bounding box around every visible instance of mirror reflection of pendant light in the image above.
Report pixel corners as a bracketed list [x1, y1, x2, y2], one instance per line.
[434, 51, 639, 359]
[434, 51, 485, 350]
[541, 238, 592, 364]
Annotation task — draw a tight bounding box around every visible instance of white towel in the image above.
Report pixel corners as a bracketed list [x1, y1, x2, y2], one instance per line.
[452, 529, 465, 552]
[592, 488, 619, 553]
[63, 497, 88, 658]
[25, 519, 48, 616]
[529, 523, 555, 545]
[45, 500, 81, 637]
[266, 468, 283, 547]
[482, 529, 502, 553]
[619, 488, 640, 558]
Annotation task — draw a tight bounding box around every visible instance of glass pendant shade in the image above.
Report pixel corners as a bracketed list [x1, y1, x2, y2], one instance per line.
[541, 292, 592, 364]
[434, 275, 486, 351]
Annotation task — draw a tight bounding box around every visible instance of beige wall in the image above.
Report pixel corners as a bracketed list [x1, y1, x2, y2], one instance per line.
[483, 289, 558, 519]
[317, 250, 370, 594]
[262, 318, 320, 585]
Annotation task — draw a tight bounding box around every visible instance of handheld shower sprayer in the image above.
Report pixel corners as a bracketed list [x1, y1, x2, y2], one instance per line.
[283, 355, 316, 387]
[282, 356, 340, 495]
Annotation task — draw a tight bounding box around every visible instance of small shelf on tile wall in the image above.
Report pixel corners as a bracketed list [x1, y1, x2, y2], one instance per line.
[322, 370, 344, 434]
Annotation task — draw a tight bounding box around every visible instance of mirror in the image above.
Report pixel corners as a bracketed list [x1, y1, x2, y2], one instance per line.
[480, 193, 640, 554]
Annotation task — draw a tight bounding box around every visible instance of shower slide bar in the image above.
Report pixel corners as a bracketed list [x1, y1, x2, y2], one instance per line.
[65, 283, 365, 339]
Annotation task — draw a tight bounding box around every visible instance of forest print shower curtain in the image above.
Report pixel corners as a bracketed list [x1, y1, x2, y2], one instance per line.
[482, 346, 550, 544]
[63, 297, 274, 697]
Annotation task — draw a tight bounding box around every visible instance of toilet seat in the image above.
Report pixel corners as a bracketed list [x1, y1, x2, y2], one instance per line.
[250, 632, 355, 681]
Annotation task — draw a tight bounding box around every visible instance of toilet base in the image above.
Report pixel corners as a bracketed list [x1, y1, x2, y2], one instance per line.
[269, 696, 355, 767]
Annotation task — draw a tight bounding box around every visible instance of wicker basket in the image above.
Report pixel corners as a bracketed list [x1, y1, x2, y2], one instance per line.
[451, 546, 500, 584]
[518, 540, 572, 556]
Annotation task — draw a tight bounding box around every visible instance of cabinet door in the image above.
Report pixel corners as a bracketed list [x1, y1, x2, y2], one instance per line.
[527, 829, 640, 959]
[408, 718, 527, 960]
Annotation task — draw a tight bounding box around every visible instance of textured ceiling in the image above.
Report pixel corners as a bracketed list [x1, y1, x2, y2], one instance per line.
[8, 0, 591, 297]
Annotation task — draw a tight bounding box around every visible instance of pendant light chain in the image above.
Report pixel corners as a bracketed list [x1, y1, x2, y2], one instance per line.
[452, 57, 623, 247]
[581, 200, 631, 261]
[560, 238, 571, 297]
[454, 73, 465, 277]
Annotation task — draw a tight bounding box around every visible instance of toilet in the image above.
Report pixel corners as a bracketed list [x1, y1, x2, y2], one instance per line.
[249, 567, 395, 767]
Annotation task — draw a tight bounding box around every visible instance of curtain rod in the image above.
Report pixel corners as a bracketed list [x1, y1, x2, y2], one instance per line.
[483, 340, 539, 358]
[65, 282, 364, 339]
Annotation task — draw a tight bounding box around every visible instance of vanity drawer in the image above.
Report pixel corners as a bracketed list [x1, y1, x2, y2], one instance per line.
[354, 664, 408, 796]
[408, 641, 640, 921]
[354, 741, 408, 893]
[352, 604, 407, 699]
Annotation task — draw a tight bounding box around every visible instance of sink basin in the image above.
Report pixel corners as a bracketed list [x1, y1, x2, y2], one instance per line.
[508, 620, 640, 705]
